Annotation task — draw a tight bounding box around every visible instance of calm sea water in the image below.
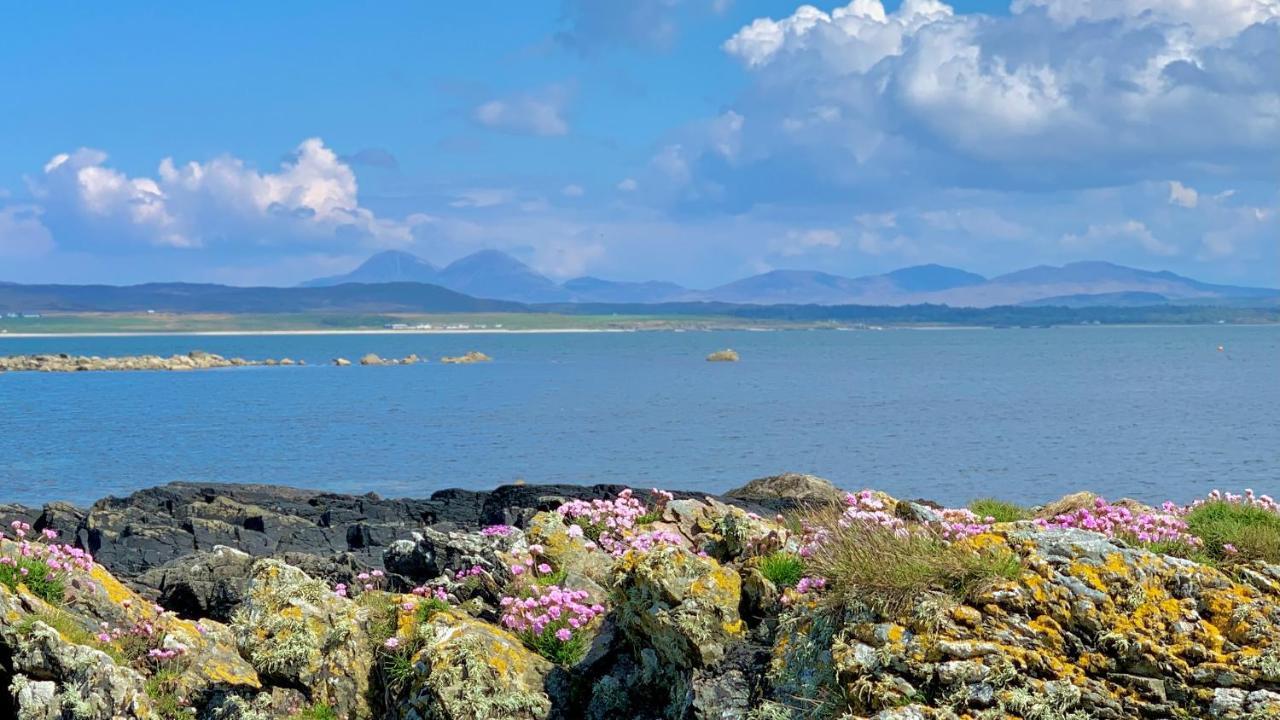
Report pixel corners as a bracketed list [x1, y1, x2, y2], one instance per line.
[1, 326, 1276, 508]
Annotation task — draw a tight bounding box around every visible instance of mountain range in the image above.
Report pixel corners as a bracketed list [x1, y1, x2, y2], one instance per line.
[300, 250, 1278, 308]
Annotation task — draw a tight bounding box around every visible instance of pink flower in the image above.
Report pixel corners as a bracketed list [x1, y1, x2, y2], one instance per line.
[537, 563, 553, 575]
[555, 628, 572, 642]
[384, 637, 400, 649]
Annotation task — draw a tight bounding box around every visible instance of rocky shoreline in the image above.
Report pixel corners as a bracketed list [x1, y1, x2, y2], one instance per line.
[0, 350, 497, 372]
[4, 477, 1280, 719]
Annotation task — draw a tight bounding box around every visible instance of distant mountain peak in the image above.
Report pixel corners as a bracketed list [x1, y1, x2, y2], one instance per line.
[301, 250, 438, 288]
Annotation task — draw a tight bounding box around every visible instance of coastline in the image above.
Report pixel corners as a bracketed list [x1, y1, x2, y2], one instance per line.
[0, 327, 636, 338]
[5, 477, 1280, 718]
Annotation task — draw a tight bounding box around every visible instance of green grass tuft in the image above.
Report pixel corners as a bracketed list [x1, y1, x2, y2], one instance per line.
[759, 551, 806, 589]
[1184, 501, 1280, 563]
[967, 498, 1028, 523]
[0, 557, 66, 604]
[296, 703, 339, 720]
[801, 506, 1022, 615]
[144, 667, 191, 718]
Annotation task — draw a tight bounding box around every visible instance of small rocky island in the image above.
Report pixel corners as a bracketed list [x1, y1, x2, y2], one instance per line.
[0, 352, 295, 373]
[3, 476, 1280, 719]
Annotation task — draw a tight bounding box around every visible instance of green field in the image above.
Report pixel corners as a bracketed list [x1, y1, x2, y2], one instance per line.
[0, 312, 779, 335]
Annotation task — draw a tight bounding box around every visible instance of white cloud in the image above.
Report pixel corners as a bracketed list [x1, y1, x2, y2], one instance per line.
[1168, 180, 1199, 208]
[616, 178, 639, 191]
[1062, 220, 1178, 256]
[473, 86, 571, 137]
[709, 0, 1280, 197]
[561, 184, 585, 197]
[27, 138, 411, 252]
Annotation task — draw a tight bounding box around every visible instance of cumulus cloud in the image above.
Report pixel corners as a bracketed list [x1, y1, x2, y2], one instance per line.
[616, 178, 639, 191]
[1168, 181, 1199, 208]
[710, 0, 1280, 196]
[473, 86, 571, 137]
[27, 138, 412, 253]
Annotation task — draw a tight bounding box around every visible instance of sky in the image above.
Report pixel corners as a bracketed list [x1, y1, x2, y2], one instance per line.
[0, 0, 1276, 288]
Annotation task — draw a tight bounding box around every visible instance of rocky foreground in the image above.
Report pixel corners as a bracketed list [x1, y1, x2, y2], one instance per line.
[3, 477, 1280, 719]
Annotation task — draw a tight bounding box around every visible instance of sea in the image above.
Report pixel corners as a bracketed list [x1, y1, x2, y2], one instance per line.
[1, 325, 1276, 508]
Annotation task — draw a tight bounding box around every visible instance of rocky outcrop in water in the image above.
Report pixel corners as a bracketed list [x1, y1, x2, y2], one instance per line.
[705, 349, 739, 362]
[0, 351, 276, 373]
[440, 351, 491, 364]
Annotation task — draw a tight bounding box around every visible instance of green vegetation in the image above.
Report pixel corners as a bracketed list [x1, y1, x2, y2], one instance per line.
[802, 508, 1021, 614]
[295, 703, 339, 720]
[1184, 500, 1280, 563]
[968, 497, 1028, 523]
[17, 611, 126, 664]
[759, 550, 806, 589]
[414, 597, 452, 623]
[144, 667, 190, 718]
[519, 623, 591, 666]
[0, 558, 66, 604]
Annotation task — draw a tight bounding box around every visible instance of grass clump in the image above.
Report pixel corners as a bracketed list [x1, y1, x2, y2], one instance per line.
[801, 506, 1021, 615]
[759, 551, 806, 588]
[0, 557, 66, 604]
[144, 667, 191, 718]
[296, 703, 339, 720]
[1184, 500, 1280, 563]
[968, 498, 1028, 523]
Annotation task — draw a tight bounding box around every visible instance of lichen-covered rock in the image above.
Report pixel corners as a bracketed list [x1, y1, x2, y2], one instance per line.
[231, 559, 372, 719]
[523, 511, 614, 589]
[724, 472, 844, 510]
[612, 544, 744, 669]
[396, 611, 552, 720]
[768, 525, 1280, 719]
[0, 592, 148, 719]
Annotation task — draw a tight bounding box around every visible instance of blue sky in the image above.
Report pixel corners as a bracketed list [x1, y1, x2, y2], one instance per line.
[0, 0, 1276, 288]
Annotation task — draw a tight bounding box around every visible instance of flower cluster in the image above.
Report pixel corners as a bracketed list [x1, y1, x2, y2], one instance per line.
[1035, 497, 1201, 546]
[481, 524, 513, 537]
[509, 545, 561, 581]
[499, 585, 605, 662]
[620, 529, 684, 555]
[410, 584, 450, 603]
[556, 488, 671, 556]
[96, 618, 187, 666]
[937, 508, 996, 541]
[0, 523, 95, 602]
[838, 491, 908, 535]
[1178, 489, 1280, 515]
[334, 568, 385, 598]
